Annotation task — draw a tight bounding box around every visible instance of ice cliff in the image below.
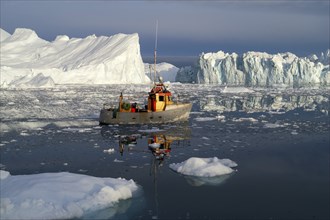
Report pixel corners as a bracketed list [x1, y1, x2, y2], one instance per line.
[1, 28, 149, 87]
[176, 50, 330, 86]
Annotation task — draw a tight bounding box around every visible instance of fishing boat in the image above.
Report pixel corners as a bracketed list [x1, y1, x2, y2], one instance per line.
[99, 22, 192, 125]
[99, 81, 192, 124]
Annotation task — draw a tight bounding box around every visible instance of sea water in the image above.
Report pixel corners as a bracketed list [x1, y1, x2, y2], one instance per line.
[1, 84, 329, 219]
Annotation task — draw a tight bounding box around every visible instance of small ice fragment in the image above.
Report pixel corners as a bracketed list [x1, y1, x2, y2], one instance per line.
[78, 169, 88, 173]
[103, 148, 115, 154]
[20, 132, 30, 136]
[216, 115, 225, 120]
[195, 117, 217, 122]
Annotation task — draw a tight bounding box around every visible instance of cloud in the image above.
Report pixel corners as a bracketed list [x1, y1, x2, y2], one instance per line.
[1, 1, 329, 56]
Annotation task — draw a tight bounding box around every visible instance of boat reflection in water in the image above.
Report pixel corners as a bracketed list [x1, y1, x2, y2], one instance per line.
[100, 123, 191, 160]
[101, 125, 234, 187]
[148, 134, 172, 162]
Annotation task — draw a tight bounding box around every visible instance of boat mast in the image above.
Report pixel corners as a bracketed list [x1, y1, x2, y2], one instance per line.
[154, 20, 158, 84]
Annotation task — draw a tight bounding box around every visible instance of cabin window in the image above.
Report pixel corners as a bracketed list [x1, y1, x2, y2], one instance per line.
[159, 96, 164, 101]
[168, 96, 171, 101]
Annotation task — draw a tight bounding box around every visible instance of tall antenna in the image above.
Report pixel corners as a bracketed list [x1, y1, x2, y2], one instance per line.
[154, 20, 158, 84]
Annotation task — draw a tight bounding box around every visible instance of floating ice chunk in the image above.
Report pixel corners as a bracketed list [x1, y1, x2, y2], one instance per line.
[78, 128, 92, 133]
[169, 157, 237, 177]
[78, 169, 88, 173]
[103, 148, 115, 154]
[194, 117, 217, 122]
[216, 115, 225, 120]
[19, 132, 30, 136]
[63, 127, 93, 133]
[0, 170, 139, 219]
[114, 159, 124, 163]
[263, 123, 285, 128]
[232, 117, 258, 122]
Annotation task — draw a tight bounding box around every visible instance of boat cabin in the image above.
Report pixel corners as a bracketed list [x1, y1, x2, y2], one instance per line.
[119, 83, 173, 113]
[147, 83, 173, 112]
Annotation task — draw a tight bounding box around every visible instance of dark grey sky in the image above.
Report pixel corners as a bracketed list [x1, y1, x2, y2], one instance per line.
[1, 1, 329, 57]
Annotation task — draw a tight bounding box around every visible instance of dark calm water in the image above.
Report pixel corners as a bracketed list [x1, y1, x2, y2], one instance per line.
[1, 85, 329, 219]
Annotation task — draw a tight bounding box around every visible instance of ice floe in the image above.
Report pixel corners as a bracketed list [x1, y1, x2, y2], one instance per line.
[232, 117, 258, 122]
[194, 117, 218, 122]
[103, 148, 115, 154]
[169, 157, 237, 177]
[263, 123, 286, 128]
[0, 170, 139, 219]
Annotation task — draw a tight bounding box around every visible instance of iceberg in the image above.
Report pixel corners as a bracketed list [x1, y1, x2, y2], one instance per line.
[169, 157, 237, 177]
[0, 28, 149, 87]
[0, 170, 139, 219]
[0, 28, 10, 42]
[176, 50, 330, 86]
[144, 62, 179, 82]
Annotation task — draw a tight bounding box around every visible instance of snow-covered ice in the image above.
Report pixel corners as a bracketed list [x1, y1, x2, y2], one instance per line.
[169, 157, 237, 177]
[0, 170, 139, 219]
[176, 50, 330, 86]
[1, 28, 149, 87]
[103, 148, 115, 154]
[194, 117, 218, 122]
[144, 62, 179, 82]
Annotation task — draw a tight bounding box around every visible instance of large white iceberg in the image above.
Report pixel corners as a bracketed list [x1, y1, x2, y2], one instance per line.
[0, 170, 139, 219]
[0, 28, 149, 87]
[169, 157, 237, 177]
[144, 62, 179, 82]
[176, 50, 330, 86]
[0, 28, 10, 41]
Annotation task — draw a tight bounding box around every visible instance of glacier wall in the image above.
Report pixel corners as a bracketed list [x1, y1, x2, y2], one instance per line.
[176, 50, 330, 86]
[1, 28, 149, 87]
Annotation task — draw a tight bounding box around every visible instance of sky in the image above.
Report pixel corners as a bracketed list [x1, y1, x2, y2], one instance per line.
[1, 0, 329, 57]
